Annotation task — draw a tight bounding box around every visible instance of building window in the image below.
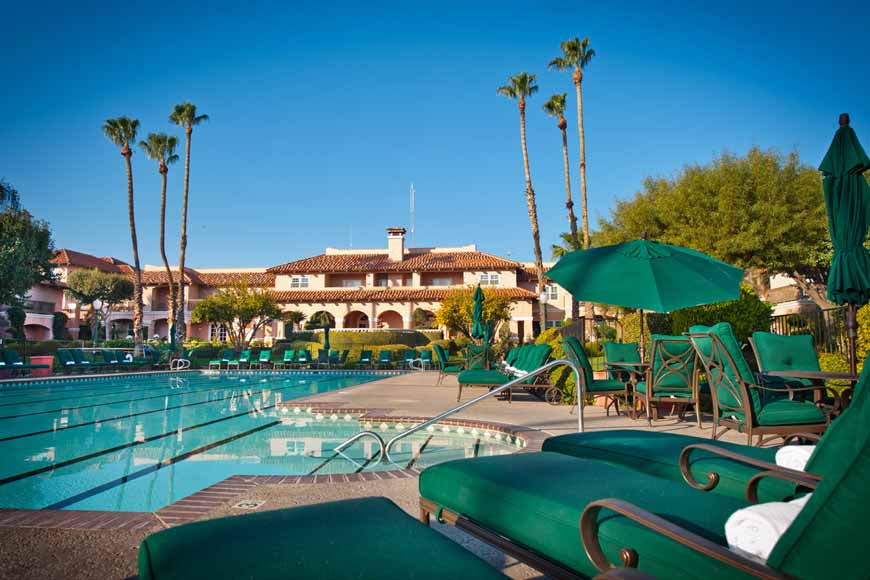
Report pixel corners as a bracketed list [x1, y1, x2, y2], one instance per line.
[342, 279, 360, 288]
[374, 274, 388, 287]
[290, 276, 309, 289]
[545, 320, 561, 329]
[209, 323, 228, 342]
[544, 284, 558, 300]
[479, 273, 500, 286]
[431, 277, 452, 286]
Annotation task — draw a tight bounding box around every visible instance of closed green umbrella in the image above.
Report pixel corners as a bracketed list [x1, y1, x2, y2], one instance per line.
[471, 285, 485, 341]
[546, 238, 743, 356]
[322, 323, 330, 352]
[819, 114, 870, 373]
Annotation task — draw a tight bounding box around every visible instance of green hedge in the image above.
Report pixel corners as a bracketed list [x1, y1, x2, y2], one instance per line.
[294, 330, 439, 347]
[670, 284, 772, 342]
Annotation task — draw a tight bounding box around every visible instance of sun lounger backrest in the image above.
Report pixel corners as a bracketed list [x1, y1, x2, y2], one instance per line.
[283, 350, 296, 362]
[222, 349, 235, 361]
[57, 349, 75, 365]
[339, 350, 349, 363]
[561, 336, 593, 387]
[259, 350, 271, 362]
[751, 332, 820, 374]
[432, 344, 448, 365]
[359, 349, 372, 362]
[504, 348, 521, 367]
[603, 341, 640, 381]
[689, 323, 761, 419]
[378, 350, 392, 362]
[3, 349, 22, 364]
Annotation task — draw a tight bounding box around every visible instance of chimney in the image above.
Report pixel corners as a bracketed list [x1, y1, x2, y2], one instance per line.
[386, 227, 406, 261]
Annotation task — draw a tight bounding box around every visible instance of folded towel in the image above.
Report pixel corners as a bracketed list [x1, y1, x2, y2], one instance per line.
[775, 445, 815, 471]
[725, 494, 811, 562]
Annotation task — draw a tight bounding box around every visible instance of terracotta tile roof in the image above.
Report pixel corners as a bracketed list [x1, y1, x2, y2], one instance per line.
[517, 265, 551, 283]
[139, 269, 203, 286]
[50, 249, 129, 274]
[271, 287, 537, 303]
[267, 251, 523, 274]
[138, 270, 275, 288]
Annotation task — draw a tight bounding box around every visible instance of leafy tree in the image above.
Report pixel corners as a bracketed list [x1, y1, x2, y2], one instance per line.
[0, 183, 55, 306]
[304, 311, 335, 330]
[139, 133, 180, 332]
[6, 305, 25, 339]
[52, 312, 70, 340]
[498, 72, 546, 331]
[66, 269, 134, 342]
[595, 148, 829, 300]
[190, 283, 284, 351]
[283, 310, 305, 333]
[169, 102, 209, 343]
[102, 116, 145, 355]
[412, 308, 436, 329]
[670, 284, 773, 342]
[435, 287, 512, 338]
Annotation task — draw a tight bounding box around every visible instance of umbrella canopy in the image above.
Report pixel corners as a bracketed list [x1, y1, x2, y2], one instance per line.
[471, 285, 485, 340]
[322, 323, 330, 351]
[546, 239, 743, 314]
[819, 119, 870, 306]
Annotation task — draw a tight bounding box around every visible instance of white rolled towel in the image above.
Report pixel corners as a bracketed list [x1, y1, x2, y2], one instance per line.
[775, 445, 815, 472]
[725, 494, 811, 562]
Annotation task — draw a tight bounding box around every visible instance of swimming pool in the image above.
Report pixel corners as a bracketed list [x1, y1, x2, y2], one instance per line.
[0, 371, 518, 512]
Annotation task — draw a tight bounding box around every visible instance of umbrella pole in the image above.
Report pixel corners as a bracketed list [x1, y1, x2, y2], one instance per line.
[847, 304, 858, 375]
[639, 310, 645, 363]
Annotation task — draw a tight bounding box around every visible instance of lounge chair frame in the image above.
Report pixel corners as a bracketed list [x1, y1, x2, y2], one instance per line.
[640, 337, 702, 428]
[563, 337, 628, 416]
[688, 332, 831, 446]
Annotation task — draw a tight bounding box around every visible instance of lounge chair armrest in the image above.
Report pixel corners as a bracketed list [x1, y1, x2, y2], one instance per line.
[745, 470, 819, 503]
[679, 443, 821, 492]
[592, 568, 658, 579]
[580, 498, 790, 579]
[755, 383, 842, 415]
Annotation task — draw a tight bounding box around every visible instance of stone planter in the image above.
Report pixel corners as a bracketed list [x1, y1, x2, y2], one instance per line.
[29, 355, 54, 377]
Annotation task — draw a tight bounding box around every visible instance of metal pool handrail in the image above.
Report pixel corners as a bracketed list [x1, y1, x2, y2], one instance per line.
[382, 358, 584, 464]
[333, 430, 387, 458]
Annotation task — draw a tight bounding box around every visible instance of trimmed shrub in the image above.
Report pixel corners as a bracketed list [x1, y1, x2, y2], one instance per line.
[314, 330, 433, 348]
[534, 327, 576, 404]
[819, 351, 856, 392]
[670, 284, 772, 342]
[52, 312, 69, 340]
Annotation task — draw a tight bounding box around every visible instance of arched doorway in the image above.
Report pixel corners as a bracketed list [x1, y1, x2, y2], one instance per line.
[24, 324, 51, 341]
[343, 311, 370, 329]
[376, 310, 404, 329]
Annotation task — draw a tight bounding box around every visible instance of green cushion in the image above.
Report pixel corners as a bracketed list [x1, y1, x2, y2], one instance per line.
[649, 334, 697, 390]
[690, 322, 761, 416]
[138, 497, 506, 580]
[751, 332, 820, 373]
[542, 430, 791, 502]
[458, 369, 510, 385]
[587, 378, 626, 393]
[563, 336, 593, 386]
[419, 452, 748, 579]
[754, 399, 827, 426]
[441, 364, 463, 373]
[635, 381, 693, 398]
[604, 341, 640, 381]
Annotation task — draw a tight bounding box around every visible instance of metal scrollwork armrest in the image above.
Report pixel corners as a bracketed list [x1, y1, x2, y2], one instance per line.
[580, 499, 792, 579]
[679, 443, 820, 493]
[745, 470, 819, 503]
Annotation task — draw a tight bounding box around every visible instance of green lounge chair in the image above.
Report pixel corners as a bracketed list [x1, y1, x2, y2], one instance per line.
[465, 344, 489, 370]
[296, 349, 312, 367]
[1, 349, 50, 376]
[252, 349, 272, 369]
[636, 335, 702, 428]
[562, 336, 629, 416]
[209, 349, 235, 370]
[433, 344, 461, 385]
[274, 349, 296, 369]
[137, 497, 510, 580]
[56, 349, 82, 373]
[71, 349, 108, 372]
[456, 343, 552, 403]
[501, 346, 521, 370]
[689, 322, 829, 445]
[375, 350, 393, 369]
[228, 349, 252, 370]
[102, 349, 148, 371]
[419, 349, 433, 369]
[603, 341, 641, 384]
[316, 349, 330, 368]
[357, 349, 373, 368]
[338, 349, 349, 365]
[750, 332, 838, 410]
[328, 349, 341, 367]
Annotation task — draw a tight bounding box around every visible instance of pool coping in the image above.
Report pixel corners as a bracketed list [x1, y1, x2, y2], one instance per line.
[0, 403, 547, 531]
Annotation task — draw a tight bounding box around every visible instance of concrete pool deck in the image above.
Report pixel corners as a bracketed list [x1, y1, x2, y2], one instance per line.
[0, 369, 749, 579]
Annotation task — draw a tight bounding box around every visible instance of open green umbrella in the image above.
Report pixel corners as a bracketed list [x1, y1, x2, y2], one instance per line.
[322, 323, 330, 352]
[819, 114, 870, 372]
[546, 238, 743, 356]
[471, 285, 485, 341]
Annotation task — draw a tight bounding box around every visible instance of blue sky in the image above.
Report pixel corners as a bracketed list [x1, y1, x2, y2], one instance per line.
[2, 0, 867, 267]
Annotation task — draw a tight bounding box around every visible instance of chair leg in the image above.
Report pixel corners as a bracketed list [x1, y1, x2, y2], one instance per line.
[419, 506, 430, 525]
[694, 399, 702, 429]
[457, 384, 463, 402]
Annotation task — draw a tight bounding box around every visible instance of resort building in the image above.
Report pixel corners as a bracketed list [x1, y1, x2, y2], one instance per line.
[17, 228, 574, 342]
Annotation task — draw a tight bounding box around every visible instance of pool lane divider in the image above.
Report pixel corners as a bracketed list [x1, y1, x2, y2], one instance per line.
[0, 375, 347, 443]
[404, 434, 434, 469]
[44, 420, 281, 510]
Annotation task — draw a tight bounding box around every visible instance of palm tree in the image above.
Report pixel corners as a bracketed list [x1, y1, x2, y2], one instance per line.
[169, 102, 209, 343]
[497, 73, 547, 333]
[102, 117, 144, 355]
[139, 133, 180, 339]
[548, 37, 596, 250]
[551, 231, 583, 259]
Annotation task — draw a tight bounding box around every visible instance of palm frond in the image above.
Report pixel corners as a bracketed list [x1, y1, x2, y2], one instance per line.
[496, 85, 517, 99]
[138, 132, 180, 165]
[498, 72, 538, 100]
[578, 37, 596, 69]
[102, 117, 139, 148]
[542, 93, 567, 117]
[170, 102, 209, 127]
[547, 56, 569, 71]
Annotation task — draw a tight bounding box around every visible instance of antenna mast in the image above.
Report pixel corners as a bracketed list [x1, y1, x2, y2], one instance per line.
[409, 183, 415, 246]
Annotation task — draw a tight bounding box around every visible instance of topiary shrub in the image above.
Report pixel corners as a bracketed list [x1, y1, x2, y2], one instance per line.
[856, 304, 870, 363]
[52, 312, 69, 340]
[670, 284, 772, 342]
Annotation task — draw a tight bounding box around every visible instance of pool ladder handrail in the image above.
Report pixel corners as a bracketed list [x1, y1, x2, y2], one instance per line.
[330, 359, 584, 468]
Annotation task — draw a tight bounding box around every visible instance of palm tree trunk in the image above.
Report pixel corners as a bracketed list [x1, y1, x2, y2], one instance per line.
[560, 120, 581, 321]
[518, 99, 547, 334]
[124, 148, 144, 356]
[176, 126, 192, 345]
[574, 69, 593, 337]
[158, 167, 176, 336]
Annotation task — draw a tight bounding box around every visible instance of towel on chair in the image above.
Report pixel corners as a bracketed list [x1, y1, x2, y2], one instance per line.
[775, 445, 815, 471]
[725, 494, 811, 562]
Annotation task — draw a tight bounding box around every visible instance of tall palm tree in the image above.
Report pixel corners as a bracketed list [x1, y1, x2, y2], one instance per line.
[102, 117, 144, 355]
[139, 133, 180, 338]
[497, 73, 547, 332]
[169, 102, 208, 343]
[548, 37, 596, 250]
[551, 231, 583, 259]
[542, 93, 581, 252]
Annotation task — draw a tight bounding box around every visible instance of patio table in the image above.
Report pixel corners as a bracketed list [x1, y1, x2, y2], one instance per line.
[763, 369, 859, 410]
[605, 361, 650, 418]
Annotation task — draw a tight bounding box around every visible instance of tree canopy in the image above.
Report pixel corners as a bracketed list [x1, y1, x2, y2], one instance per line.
[593, 147, 829, 299]
[190, 282, 285, 351]
[66, 269, 134, 340]
[0, 182, 55, 306]
[435, 287, 513, 338]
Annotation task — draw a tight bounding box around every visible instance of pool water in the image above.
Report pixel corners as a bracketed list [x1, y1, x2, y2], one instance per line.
[0, 372, 518, 512]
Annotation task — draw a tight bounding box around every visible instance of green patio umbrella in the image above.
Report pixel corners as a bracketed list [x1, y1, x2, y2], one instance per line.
[546, 238, 743, 357]
[322, 323, 330, 352]
[169, 323, 176, 351]
[470, 285, 485, 341]
[819, 114, 870, 373]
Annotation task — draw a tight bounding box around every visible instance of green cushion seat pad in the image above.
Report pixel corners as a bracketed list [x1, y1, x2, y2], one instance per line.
[690, 323, 761, 416]
[138, 497, 507, 580]
[586, 378, 627, 393]
[458, 369, 510, 385]
[634, 381, 693, 398]
[419, 452, 749, 579]
[441, 364, 463, 373]
[541, 430, 793, 502]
